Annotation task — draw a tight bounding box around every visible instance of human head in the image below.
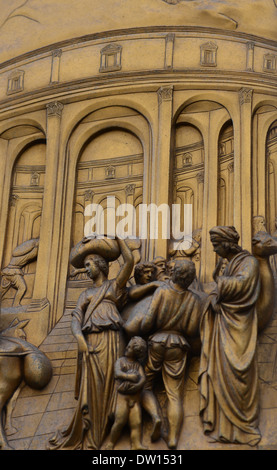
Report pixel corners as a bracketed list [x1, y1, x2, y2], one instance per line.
[134, 262, 156, 285]
[209, 226, 241, 259]
[192, 228, 202, 244]
[172, 259, 196, 289]
[84, 253, 109, 279]
[152, 256, 167, 280]
[252, 216, 267, 234]
[125, 336, 147, 364]
[166, 259, 176, 277]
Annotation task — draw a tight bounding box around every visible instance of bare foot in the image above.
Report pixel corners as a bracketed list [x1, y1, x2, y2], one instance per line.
[131, 442, 148, 450]
[105, 442, 114, 450]
[151, 418, 162, 442]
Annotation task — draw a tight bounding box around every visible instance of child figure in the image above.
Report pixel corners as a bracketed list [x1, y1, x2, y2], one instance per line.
[106, 336, 148, 450]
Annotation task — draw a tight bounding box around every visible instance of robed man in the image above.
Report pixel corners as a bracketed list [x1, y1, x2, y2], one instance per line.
[199, 226, 261, 446]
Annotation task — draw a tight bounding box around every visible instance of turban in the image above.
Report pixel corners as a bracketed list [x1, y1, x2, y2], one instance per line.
[209, 226, 240, 244]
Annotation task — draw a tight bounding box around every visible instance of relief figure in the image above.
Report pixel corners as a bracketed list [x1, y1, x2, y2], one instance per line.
[48, 236, 134, 450]
[130, 259, 202, 449]
[128, 262, 161, 302]
[105, 336, 148, 450]
[252, 229, 277, 331]
[199, 226, 261, 446]
[0, 318, 52, 450]
[1, 238, 39, 306]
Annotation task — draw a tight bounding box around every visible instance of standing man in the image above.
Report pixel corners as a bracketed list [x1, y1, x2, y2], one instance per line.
[139, 259, 202, 449]
[199, 226, 261, 446]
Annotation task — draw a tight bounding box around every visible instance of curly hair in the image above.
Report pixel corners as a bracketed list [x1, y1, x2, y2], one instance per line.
[134, 262, 156, 284]
[172, 259, 196, 289]
[128, 336, 148, 364]
[84, 254, 109, 277]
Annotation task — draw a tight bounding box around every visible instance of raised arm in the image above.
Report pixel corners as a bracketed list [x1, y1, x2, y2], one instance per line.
[116, 238, 134, 289]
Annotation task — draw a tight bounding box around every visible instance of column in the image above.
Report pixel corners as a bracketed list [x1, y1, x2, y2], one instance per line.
[196, 171, 204, 229]
[238, 88, 253, 250]
[164, 34, 175, 70]
[125, 184, 136, 204]
[154, 85, 173, 259]
[30, 101, 63, 339]
[50, 49, 62, 84]
[0, 138, 9, 266]
[199, 113, 219, 283]
[227, 162, 234, 225]
[246, 42, 255, 72]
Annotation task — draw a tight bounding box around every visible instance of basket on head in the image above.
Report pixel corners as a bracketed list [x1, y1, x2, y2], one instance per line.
[70, 236, 121, 269]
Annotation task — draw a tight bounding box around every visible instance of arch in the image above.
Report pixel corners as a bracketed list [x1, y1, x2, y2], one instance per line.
[63, 99, 154, 152]
[252, 105, 277, 221]
[0, 117, 45, 138]
[70, 120, 148, 165]
[266, 120, 277, 233]
[173, 93, 237, 127]
[0, 139, 46, 269]
[252, 100, 277, 117]
[72, 122, 145, 246]
[172, 98, 234, 282]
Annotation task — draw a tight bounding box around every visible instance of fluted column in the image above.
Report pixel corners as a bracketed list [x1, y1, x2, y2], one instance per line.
[154, 85, 173, 259]
[31, 101, 63, 336]
[199, 114, 219, 283]
[237, 88, 253, 250]
[227, 162, 234, 225]
[196, 171, 204, 229]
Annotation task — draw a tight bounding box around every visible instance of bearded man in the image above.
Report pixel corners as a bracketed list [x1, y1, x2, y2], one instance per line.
[199, 226, 261, 446]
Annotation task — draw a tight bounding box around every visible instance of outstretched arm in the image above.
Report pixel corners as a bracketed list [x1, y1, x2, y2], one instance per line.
[128, 282, 160, 301]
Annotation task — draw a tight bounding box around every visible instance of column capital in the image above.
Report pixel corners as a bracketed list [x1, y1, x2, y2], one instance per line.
[10, 194, 19, 207]
[239, 87, 253, 106]
[125, 183, 136, 197]
[46, 101, 64, 117]
[84, 190, 94, 202]
[52, 49, 62, 58]
[227, 162, 234, 173]
[166, 33, 175, 43]
[158, 85, 174, 105]
[196, 171, 205, 184]
[247, 41, 255, 51]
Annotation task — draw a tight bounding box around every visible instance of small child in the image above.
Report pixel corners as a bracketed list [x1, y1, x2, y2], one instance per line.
[105, 336, 148, 450]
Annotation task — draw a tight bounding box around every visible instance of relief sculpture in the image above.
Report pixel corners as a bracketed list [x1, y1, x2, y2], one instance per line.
[1, 238, 39, 306]
[48, 236, 134, 450]
[0, 0, 277, 454]
[198, 226, 262, 446]
[38, 219, 277, 450]
[0, 318, 52, 450]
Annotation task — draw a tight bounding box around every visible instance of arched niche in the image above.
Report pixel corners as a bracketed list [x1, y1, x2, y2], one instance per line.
[172, 122, 204, 233]
[218, 119, 234, 226]
[266, 119, 277, 233]
[173, 100, 233, 230]
[252, 104, 277, 226]
[172, 100, 233, 282]
[72, 127, 144, 247]
[1, 138, 46, 308]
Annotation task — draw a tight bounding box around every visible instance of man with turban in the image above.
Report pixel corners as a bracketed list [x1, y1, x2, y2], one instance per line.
[198, 226, 261, 446]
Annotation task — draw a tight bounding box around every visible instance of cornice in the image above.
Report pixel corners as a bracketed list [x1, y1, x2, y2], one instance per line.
[0, 26, 276, 70]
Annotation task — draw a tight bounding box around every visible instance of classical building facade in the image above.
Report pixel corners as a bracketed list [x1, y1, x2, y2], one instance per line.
[0, 0, 276, 451]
